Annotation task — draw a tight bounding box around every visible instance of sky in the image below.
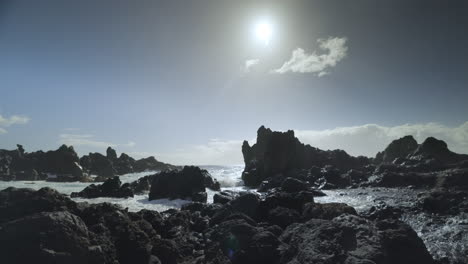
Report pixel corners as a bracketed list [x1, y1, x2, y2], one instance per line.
[1, 0, 468, 165]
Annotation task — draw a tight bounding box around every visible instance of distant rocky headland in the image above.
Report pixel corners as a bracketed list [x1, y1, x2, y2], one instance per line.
[0, 145, 178, 182]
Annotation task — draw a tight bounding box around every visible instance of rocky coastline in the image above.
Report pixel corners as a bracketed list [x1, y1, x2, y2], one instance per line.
[1, 126, 467, 263]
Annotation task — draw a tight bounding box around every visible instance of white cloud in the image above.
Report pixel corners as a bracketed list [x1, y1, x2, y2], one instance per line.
[0, 114, 30, 134]
[243, 59, 260, 73]
[273, 37, 348, 76]
[59, 134, 136, 149]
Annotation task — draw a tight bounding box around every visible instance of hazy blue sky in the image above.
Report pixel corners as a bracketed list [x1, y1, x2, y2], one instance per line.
[1, 0, 468, 164]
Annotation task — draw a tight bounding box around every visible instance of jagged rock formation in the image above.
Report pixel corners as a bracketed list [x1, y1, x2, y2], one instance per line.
[0, 145, 177, 182]
[149, 166, 220, 202]
[0, 144, 84, 181]
[243, 126, 468, 190]
[0, 187, 435, 264]
[80, 147, 178, 180]
[242, 126, 370, 187]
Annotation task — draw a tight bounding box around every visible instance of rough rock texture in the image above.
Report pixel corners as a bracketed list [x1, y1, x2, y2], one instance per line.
[71, 176, 134, 198]
[242, 126, 370, 187]
[243, 127, 468, 190]
[0, 187, 436, 264]
[374, 135, 419, 164]
[279, 214, 434, 264]
[149, 166, 220, 202]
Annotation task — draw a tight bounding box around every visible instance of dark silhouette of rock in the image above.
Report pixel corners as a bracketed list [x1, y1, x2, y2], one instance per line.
[0, 144, 178, 182]
[149, 166, 220, 202]
[71, 176, 134, 198]
[412, 137, 468, 164]
[106, 146, 118, 160]
[281, 177, 308, 193]
[242, 126, 370, 187]
[375, 135, 418, 164]
[134, 156, 177, 172]
[80, 152, 115, 178]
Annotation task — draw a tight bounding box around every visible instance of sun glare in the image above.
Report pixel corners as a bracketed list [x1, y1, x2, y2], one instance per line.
[255, 22, 273, 45]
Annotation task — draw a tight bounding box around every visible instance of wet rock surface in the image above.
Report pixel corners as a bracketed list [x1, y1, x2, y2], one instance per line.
[0, 186, 437, 264]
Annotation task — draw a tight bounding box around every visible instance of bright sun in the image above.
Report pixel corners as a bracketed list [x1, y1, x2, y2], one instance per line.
[255, 22, 273, 45]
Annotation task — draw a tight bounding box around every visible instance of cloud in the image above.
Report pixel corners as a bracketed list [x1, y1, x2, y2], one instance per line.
[273, 37, 348, 76]
[0, 114, 30, 134]
[243, 59, 260, 73]
[59, 134, 136, 149]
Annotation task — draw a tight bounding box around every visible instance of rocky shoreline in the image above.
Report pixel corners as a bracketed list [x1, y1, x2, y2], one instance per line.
[1, 126, 467, 263]
[0, 185, 437, 264]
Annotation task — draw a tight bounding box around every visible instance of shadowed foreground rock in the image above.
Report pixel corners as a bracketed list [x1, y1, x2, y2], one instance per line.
[0, 187, 435, 264]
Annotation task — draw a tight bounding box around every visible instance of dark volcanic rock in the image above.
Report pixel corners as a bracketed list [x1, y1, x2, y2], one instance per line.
[0, 211, 105, 264]
[0, 187, 77, 223]
[0, 186, 438, 264]
[375, 135, 418, 164]
[149, 166, 220, 202]
[281, 177, 309, 193]
[71, 176, 134, 198]
[134, 156, 177, 172]
[80, 152, 115, 178]
[279, 214, 434, 264]
[412, 137, 468, 164]
[106, 146, 118, 160]
[242, 126, 370, 187]
[302, 202, 357, 221]
[418, 189, 468, 215]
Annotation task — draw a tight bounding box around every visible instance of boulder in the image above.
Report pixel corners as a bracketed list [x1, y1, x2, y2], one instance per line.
[281, 177, 308, 193]
[149, 166, 219, 201]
